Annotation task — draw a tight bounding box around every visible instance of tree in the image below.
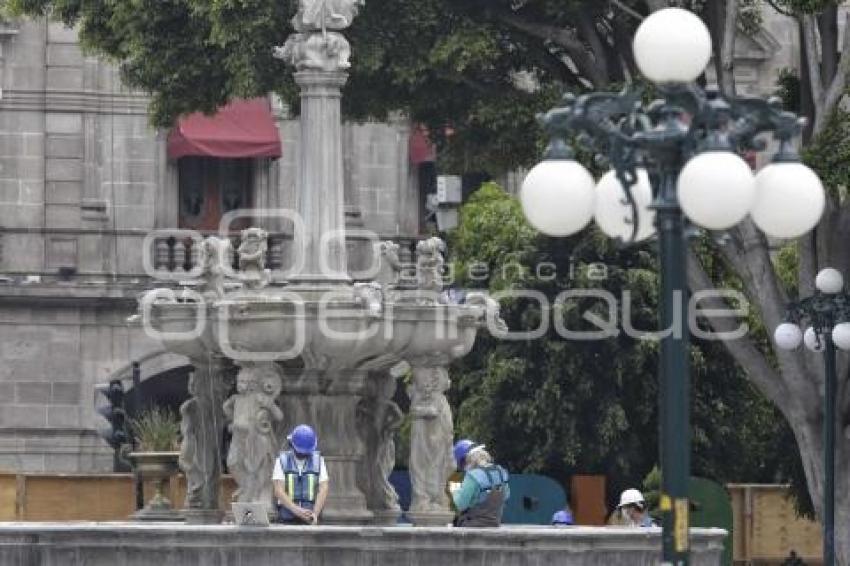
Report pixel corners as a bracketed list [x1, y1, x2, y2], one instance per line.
[6, 0, 847, 560]
[449, 182, 796, 506]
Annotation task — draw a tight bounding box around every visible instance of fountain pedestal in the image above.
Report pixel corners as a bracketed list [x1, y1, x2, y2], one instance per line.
[278, 369, 373, 525]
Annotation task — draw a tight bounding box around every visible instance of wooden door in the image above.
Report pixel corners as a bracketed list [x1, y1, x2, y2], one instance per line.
[178, 157, 253, 232]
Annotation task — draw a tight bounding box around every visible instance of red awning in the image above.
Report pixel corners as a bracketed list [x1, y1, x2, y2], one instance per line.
[167, 98, 282, 160]
[409, 126, 437, 164]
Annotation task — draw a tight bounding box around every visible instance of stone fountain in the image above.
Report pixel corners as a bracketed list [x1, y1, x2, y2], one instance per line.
[139, 0, 499, 526]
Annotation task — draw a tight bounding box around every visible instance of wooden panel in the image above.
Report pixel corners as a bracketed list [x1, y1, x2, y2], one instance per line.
[0, 475, 17, 521]
[22, 475, 135, 521]
[728, 484, 822, 564]
[570, 475, 607, 526]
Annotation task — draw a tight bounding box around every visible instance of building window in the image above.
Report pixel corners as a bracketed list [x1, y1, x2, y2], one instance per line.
[178, 157, 253, 231]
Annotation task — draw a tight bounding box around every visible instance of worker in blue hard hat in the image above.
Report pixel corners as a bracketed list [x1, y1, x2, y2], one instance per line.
[551, 503, 575, 526]
[273, 424, 329, 524]
[450, 441, 510, 527]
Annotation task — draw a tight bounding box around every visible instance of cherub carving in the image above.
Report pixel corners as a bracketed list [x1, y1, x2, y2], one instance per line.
[237, 228, 271, 289]
[197, 236, 232, 299]
[416, 237, 446, 300]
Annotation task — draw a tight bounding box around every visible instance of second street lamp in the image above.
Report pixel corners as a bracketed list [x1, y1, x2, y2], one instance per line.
[520, 7, 826, 565]
[773, 267, 850, 566]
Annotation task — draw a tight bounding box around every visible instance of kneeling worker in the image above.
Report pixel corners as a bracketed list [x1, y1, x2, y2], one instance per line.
[451, 439, 510, 527]
[616, 488, 656, 527]
[273, 424, 329, 524]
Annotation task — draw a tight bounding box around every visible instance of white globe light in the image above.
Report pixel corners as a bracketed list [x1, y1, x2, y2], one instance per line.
[594, 169, 656, 242]
[633, 8, 712, 83]
[816, 268, 844, 294]
[677, 152, 756, 230]
[832, 323, 850, 351]
[804, 327, 825, 352]
[774, 323, 803, 351]
[521, 160, 596, 236]
[751, 162, 825, 238]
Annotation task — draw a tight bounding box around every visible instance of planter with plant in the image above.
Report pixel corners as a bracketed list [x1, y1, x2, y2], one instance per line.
[128, 407, 181, 521]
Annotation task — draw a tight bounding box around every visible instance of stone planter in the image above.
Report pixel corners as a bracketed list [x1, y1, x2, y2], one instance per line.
[129, 451, 182, 521]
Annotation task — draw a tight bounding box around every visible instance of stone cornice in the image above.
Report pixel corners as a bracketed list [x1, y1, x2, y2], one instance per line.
[0, 89, 150, 115]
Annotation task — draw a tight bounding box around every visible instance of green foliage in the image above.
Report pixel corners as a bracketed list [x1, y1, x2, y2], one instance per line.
[448, 184, 794, 505]
[130, 407, 180, 452]
[802, 109, 850, 200]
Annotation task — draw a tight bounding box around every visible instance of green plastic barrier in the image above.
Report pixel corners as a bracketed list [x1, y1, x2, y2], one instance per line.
[689, 477, 733, 566]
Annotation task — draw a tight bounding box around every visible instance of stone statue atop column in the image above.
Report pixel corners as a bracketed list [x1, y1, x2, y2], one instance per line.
[223, 363, 284, 507]
[275, 0, 364, 71]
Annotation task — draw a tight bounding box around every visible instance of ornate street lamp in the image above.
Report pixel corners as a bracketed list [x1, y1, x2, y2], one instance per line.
[520, 8, 826, 565]
[774, 267, 849, 566]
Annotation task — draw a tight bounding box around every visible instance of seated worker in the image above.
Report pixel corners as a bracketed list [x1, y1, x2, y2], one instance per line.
[272, 424, 329, 525]
[616, 488, 657, 527]
[551, 503, 575, 526]
[450, 440, 510, 527]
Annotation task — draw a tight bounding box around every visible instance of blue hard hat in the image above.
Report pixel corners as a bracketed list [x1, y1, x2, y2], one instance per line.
[288, 424, 317, 454]
[551, 509, 574, 525]
[453, 439, 476, 468]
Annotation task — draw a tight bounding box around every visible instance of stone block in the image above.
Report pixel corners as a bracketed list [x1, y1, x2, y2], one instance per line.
[47, 406, 81, 428]
[15, 382, 51, 404]
[112, 183, 156, 207]
[46, 43, 84, 67]
[0, 382, 14, 405]
[2, 333, 46, 361]
[46, 67, 84, 90]
[45, 205, 82, 229]
[4, 65, 46, 90]
[46, 113, 83, 135]
[0, 205, 43, 231]
[0, 405, 48, 428]
[23, 132, 46, 158]
[114, 204, 155, 231]
[0, 179, 19, 202]
[46, 181, 82, 204]
[51, 382, 81, 405]
[19, 180, 45, 203]
[46, 136, 84, 159]
[47, 22, 78, 43]
[0, 454, 45, 472]
[45, 453, 83, 472]
[0, 156, 45, 181]
[46, 235, 79, 267]
[0, 110, 44, 133]
[46, 158, 83, 182]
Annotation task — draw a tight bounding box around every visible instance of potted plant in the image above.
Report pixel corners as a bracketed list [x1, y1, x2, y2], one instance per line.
[128, 406, 181, 521]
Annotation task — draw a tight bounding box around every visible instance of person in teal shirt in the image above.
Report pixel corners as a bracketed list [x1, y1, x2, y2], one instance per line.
[450, 441, 510, 527]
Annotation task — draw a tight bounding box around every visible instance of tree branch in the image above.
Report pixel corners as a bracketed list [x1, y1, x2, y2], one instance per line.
[719, 0, 738, 98]
[497, 13, 608, 87]
[609, 0, 644, 21]
[815, 12, 850, 137]
[576, 5, 610, 82]
[686, 249, 787, 407]
[802, 14, 825, 118]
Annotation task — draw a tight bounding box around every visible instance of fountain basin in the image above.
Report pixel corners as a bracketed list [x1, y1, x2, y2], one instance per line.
[0, 523, 726, 566]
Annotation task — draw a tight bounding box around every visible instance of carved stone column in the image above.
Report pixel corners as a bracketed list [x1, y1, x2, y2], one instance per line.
[406, 357, 455, 526]
[277, 368, 373, 524]
[356, 371, 403, 525]
[179, 357, 233, 524]
[222, 362, 284, 512]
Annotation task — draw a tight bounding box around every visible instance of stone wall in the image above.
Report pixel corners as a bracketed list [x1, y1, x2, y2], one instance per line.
[0, 524, 727, 566]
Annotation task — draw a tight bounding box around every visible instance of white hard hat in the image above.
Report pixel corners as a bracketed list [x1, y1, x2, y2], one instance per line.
[617, 488, 646, 508]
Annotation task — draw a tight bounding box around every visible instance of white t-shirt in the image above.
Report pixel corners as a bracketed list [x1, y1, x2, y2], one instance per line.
[272, 453, 329, 483]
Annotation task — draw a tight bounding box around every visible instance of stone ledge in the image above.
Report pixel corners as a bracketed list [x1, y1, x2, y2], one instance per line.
[0, 523, 726, 566]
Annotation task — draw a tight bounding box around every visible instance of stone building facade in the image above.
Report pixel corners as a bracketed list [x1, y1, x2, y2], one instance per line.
[0, 7, 807, 473]
[0, 18, 427, 473]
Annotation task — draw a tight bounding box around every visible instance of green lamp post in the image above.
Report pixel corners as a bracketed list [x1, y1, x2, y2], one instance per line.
[520, 8, 826, 564]
[774, 267, 850, 566]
